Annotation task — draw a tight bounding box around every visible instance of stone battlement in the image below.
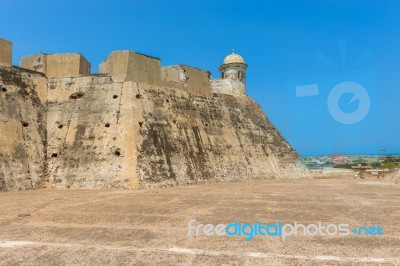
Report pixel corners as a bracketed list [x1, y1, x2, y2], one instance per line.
[1, 37, 247, 97]
[20, 53, 91, 78]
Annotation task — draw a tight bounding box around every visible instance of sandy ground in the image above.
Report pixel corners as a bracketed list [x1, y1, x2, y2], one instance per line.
[0, 176, 399, 265]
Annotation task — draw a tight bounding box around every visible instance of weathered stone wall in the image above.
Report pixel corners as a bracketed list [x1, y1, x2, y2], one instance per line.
[46, 76, 140, 189]
[210, 78, 245, 97]
[20, 53, 91, 78]
[20, 54, 47, 74]
[99, 51, 129, 82]
[135, 87, 302, 187]
[0, 67, 306, 191]
[45, 77, 303, 189]
[99, 51, 161, 85]
[46, 54, 91, 78]
[161, 65, 212, 96]
[0, 38, 12, 66]
[0, 66, 47, 191]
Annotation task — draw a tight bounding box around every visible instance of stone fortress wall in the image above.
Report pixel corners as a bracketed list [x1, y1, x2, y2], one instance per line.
[0, 37, 306, 191]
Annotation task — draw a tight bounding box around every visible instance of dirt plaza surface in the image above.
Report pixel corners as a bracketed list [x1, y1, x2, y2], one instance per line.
[0, 176, 399, 265]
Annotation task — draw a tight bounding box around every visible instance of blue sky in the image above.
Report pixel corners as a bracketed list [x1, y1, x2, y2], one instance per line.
[1, 0, 399, 155]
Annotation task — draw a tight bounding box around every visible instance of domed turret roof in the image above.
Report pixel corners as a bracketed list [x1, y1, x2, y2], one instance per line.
[222, 50, 246, 65]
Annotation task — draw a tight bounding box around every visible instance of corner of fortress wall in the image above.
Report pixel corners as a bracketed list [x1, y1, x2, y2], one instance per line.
[0, 39, 308, 191]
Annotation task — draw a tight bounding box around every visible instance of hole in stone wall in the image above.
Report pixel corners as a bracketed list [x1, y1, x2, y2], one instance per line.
[213, 93, 218, 97]
[1, 87, 7, 92]
[139, 122, 143, 128]
[22, 122, 29, 127]
[105, 123, 110, 128]
[69, 92, 85, 99]
[114, 150, 121, 156]
[58, 125, 64, 129]
[173, 120, 176, 124]
[205, 123, 208, 127]
[136, 94, 142, 99]
[166, 99, 169, 103]
[113, 95, 118, 99]
[51, 153, 58, 158]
